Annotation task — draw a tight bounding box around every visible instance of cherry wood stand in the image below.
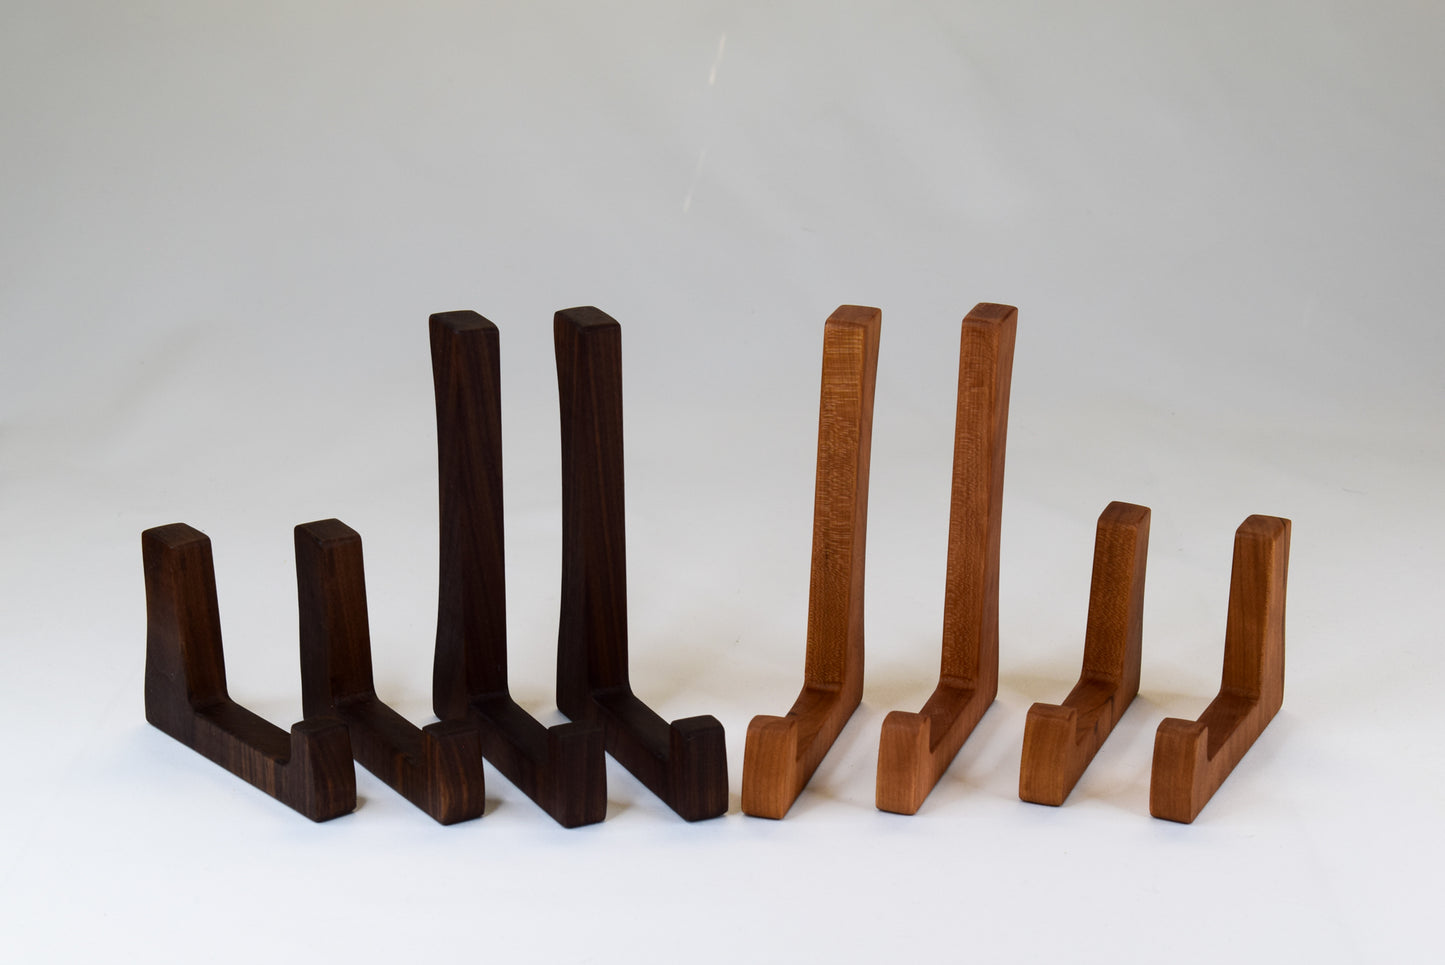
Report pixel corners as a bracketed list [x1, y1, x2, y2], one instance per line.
[742, 306, 882, 819]
[1150, 515, 1290, 823]
[875, 304, 1015, 815]
[1019, 501, 1150, 806]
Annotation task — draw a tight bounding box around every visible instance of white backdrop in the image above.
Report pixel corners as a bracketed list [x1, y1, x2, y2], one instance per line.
[2, 1, 1441, 961]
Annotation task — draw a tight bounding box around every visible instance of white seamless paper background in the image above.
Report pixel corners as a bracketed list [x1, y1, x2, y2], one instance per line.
[1, 2, 1440, 962]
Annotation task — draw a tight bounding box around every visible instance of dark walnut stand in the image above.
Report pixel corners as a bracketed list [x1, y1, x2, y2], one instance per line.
[428, 312, 607, 828]
[296, 518, 487, 825]
[1018, 502, 1150, 807]
[143, 524, 356, 821]
[552, 308, 728, 822]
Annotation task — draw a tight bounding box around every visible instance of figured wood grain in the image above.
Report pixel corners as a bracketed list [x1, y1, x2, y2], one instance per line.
[428, 311, 606, 828]
[741, 305, 882, 819]
[876, 303, 1015, 815]
[1019, 501, 1150, 806]
[1150, 515, 1290, 823]
[143, 523, 356, 821]
[296, 518, 486, 824]
[554, 306, 728, 822]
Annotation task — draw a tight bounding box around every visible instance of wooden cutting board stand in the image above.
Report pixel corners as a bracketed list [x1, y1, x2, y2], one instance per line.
[143, 302, 1291, 825]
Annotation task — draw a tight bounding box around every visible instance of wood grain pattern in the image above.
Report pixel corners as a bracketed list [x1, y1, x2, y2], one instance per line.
[1150, 515, 1290, 823]
[429, 311, 607, 828]
[296, 518, 486, 824]
[143, 523, 356, 821]
[1019, 501, 1150, 806]
[554, 307, 728, 822]
[876, 303, 1015, 815]
[742, 305, 882, 819]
